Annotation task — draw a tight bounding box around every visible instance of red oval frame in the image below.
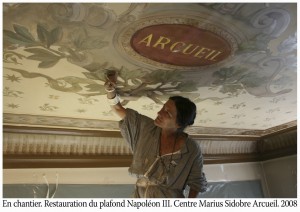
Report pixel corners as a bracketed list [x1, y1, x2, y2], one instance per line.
[131, 24, 232, 67]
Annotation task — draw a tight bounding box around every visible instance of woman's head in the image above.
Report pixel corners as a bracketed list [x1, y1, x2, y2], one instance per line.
[169, 96, 197, 131]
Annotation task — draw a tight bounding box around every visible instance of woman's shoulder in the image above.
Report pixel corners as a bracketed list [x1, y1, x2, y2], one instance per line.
[185, 135, 202, 153]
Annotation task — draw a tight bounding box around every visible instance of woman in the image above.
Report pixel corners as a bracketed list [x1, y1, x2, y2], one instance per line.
[105, 78, 207, 198]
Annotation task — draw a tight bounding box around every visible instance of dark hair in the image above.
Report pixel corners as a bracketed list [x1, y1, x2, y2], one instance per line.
[169, 96, 197, 131]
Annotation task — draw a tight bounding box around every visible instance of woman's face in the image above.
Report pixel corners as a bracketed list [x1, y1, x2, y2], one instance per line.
[154, 99, 180, 130]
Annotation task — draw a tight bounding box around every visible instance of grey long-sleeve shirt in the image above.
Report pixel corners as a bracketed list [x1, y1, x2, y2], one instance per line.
[119, 108, 207, 198]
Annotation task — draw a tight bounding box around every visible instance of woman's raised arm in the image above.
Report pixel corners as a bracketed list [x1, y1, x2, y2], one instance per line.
[104, 72, 126, 120]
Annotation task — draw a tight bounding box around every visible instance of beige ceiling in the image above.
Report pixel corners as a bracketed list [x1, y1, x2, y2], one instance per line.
[3, 3, 297, 136]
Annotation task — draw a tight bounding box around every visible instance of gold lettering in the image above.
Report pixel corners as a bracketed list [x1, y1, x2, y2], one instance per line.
[153, 36, 171, 49]
[208, 51, 222, 61]
[182, 44, 199, 55]
[204, 50, 216, 59]
[194, 47, 211, 59]
[170, 42, 186, 52]
[138, 34, 153, 47]
[135, 32, 225, 63]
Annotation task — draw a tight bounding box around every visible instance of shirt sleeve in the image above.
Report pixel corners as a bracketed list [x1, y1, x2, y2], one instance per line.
[119, 108, 140, 151]
[119, 108, 154, 152]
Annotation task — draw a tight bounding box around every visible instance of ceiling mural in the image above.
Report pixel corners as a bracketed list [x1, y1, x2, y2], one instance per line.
[3, 3, 297, 135]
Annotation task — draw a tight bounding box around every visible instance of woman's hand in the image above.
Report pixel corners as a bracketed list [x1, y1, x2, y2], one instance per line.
[104, 81, 115, 91]
[104, 71, 127, 119]
[104, 71, 117, 98]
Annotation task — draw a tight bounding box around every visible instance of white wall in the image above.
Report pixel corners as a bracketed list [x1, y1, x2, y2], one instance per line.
[204, 162, 268, 197]
[3, 162, 266, 184]
[3, 167, 136, 185]
[3, 162, 268, 196]
[4, 156, 296, 198]
[261, 155, 297, 198]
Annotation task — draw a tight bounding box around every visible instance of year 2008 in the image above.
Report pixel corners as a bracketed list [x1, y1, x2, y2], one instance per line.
[280, 200, 297, 207]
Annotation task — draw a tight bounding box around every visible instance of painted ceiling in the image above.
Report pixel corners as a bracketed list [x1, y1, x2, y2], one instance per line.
[2, 3, 297, 136]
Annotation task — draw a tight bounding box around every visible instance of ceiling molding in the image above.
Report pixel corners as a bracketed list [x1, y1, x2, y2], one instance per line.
[3, 119, 296, 137]
[203, 153, 260, 164]
[3, 153, 259, 168]
[3, 154, 133, 169]
[3, 125, 296, 168]
[258, 128, 297, 160]
[3, 125, 122, 138]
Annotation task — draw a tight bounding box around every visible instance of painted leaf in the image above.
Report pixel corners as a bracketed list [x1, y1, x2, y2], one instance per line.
[25, 48, 61, 68]
[13, 24, 35, 41]
[58, 76, 98, 85]
[118, 67, 145, 82]
[85, 84, 103, 92]
[3, 30, 35, 46]
[82, 69, 108, 81]
[47, 27, 63, 47]
[82, 72, 98, 80]
[220, 84, 244, 94]
[38, 60, 60, 68]
[37, 24, 48, 43]
[145, 70, 181, 83]
[25, 48, 60, 60]
[36, 25, 62, 48]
